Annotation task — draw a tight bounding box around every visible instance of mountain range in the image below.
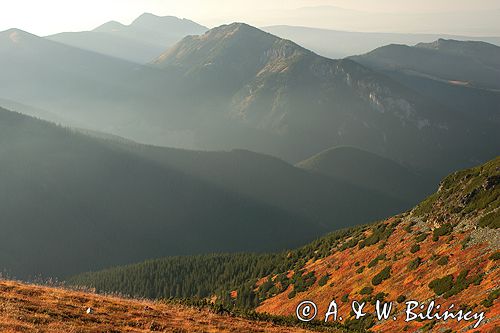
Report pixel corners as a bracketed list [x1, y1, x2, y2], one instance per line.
[1, 22, 498, 178]
[151, 23, 498, 174]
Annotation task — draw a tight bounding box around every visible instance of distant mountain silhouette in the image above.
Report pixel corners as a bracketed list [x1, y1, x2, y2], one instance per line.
[352, 39, 500, 90]
[263, 25, 500, 59]
[0, 27, 181, 145]
[351, 39, 500, 125]
[48, 13, 207, 63]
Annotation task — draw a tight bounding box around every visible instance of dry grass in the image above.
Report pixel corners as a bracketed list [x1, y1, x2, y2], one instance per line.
[257, 215, 500, 332]
[0, 280, 315, 333]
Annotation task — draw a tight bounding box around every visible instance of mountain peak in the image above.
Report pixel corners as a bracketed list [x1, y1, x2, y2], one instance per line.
[416, 38, 460, 49]
[93, 20, 126, 32]
[153, 22, 309, 70]
[0, 28, 34, 36]
[132, 12, 163, 24]
[0, 28, 38, 44]
[212, 22, 258, 33]
[131, 12, 207, 31]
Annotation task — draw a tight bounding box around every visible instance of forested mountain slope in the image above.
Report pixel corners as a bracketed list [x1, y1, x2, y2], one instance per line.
[0, 108, 405, 279]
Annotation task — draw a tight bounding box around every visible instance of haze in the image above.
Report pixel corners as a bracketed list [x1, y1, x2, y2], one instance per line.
[2, 0, 499, 36]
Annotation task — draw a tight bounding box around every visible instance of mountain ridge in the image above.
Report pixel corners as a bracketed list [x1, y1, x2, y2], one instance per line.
[47, 13, 208, 63]
[351, 39, 500, 90]
[296, 146, 430, 203]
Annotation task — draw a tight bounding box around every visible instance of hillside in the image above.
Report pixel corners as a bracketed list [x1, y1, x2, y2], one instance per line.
[48, 13, 208, 63]
[0, 107, 408, 279]
[0, 280, 324, 333]
[70, 157, 499, 332]
[0, 27, 167, 134]
[296, 146, 430, 203]
[256, 157, 500, 332]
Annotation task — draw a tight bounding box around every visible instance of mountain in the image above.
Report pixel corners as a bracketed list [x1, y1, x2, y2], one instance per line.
[69, 157, 500, 332]
[48, 13, 208, 63]
[153, 23, 498, 174]
[351, 39, 500, 125]
[0, 28, 147, 124]
[0, 27, 185, 147]
[352, 39, 500, 90]
[263, 25, 500, 59]
[0, 107, 408, 279]
[296, 146, 430, 203]
[0, 281, 319, 333]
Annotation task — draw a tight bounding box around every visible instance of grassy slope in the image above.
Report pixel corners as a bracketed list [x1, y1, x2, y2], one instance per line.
[256, 157, 499, 332]
[0, 280, 323, 333]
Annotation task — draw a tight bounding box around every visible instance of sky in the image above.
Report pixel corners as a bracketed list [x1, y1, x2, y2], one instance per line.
[1, 0, 499, 36]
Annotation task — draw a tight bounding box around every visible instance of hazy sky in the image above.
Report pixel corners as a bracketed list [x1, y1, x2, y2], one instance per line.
[1, 0, 499, 36]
